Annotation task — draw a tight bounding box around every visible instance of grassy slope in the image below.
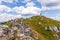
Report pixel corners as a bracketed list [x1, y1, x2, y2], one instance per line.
[1, 21, 12, 28]
[23, 16, 60, 40]
[1, 15, 60, 40]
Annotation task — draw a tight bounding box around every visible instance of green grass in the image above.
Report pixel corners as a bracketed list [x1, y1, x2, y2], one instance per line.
[1, 15, 60, 40]
[1, 21, 12, 28]
[23, 16, 60, 40]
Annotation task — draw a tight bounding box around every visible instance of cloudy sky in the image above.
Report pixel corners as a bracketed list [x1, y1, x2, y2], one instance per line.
[0, 0, 60, 22]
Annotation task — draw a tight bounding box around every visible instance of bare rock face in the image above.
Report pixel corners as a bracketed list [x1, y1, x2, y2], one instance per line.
[45, 26, 60, 33]
[49, 26, 59, 33]
[0, 19, 39, 40]
[45, 26, 60, 40]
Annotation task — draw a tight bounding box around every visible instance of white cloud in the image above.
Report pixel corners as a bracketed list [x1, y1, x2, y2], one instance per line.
[37, 0, 60, 21]
[37, 0, 60, 11]
[15, 0, 18, 2]
[0, 2, 41, 15]
[21, 0, 31, 3]
[0, 0, 18, 4]
[0, 2, 41, 18]
[41, 5, 60, 11]
[13, 2, 41, 15]
[3, 0, 14, 3]
[0, 5, 11, 12]
[50, 14, 60, 21]
[0, 4, 22, 22]
[26, 2, 35, 7]
[0, 2, 41, 22]
[13, 6, 40, 15]
[37, 0, 60, 6]
[12, 6, 24, 14]
[0, 1, 41, 16]
[0, 13, 21, 22]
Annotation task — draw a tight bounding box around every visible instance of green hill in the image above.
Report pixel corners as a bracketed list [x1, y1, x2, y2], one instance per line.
[1, 15, 60, 40]
[23, 16, 60, 40]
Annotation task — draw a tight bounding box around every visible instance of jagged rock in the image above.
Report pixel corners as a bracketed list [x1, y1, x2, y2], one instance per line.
[49, 26, 59, 33]
[0, 19, 38, 40]
[53, 34, 60, 40]
[18, 33, 25, 37]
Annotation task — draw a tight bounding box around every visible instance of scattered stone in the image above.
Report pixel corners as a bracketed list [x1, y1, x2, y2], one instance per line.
[45, 27, 48, 30]
[49, 26, 59, 33]
[0, 19, 38, 40]
[39, 22, 42, 25]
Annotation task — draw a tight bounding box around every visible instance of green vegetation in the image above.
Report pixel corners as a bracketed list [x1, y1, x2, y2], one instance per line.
[1, 15, 60, 40]
[1, 21, 12, 28]
[23, 16, 60, 40]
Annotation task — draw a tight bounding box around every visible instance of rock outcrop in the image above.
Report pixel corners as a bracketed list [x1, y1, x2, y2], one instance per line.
[45, 26, 60, 40]
[0, 19, 38, 40]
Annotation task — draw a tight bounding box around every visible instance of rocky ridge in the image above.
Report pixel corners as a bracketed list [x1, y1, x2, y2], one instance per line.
[0, 19, 38, 40]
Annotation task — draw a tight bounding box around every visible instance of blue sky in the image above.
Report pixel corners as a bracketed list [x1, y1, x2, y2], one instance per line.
[0, 0, 60, 22]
